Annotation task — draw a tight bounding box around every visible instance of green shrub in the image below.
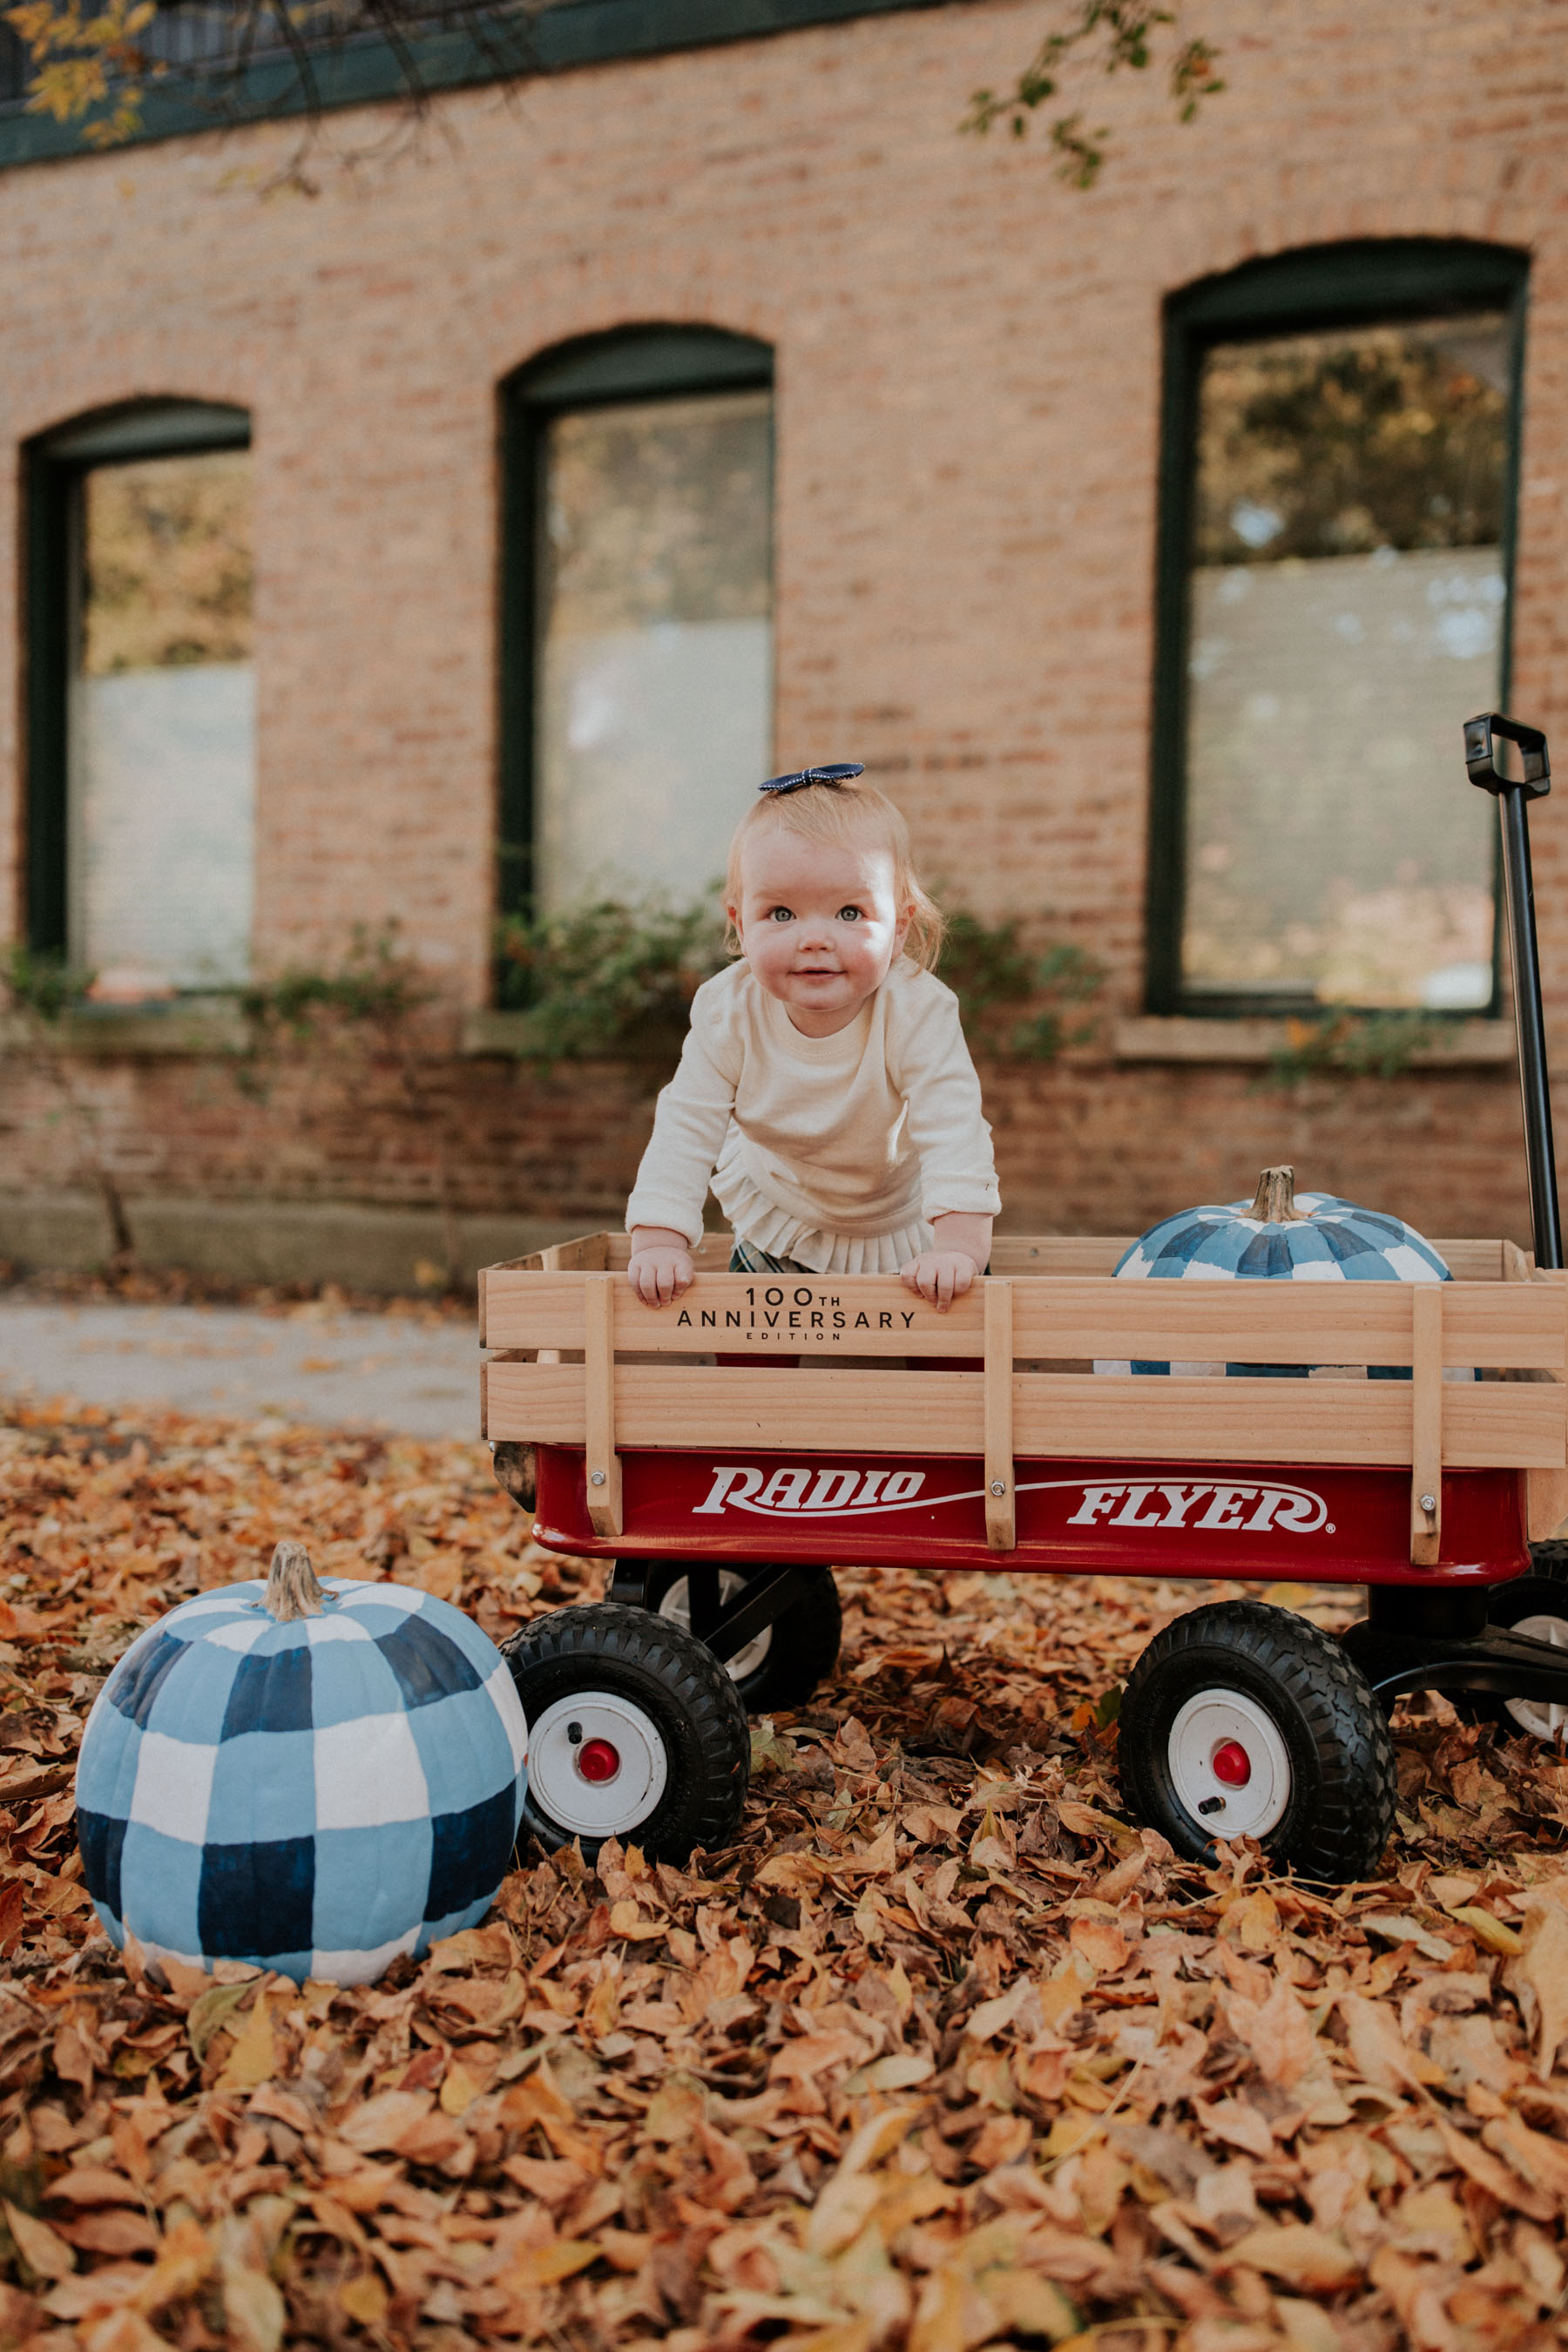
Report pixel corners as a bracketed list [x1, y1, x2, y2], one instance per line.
[936, 911, 1104, 1058]
[239, 923, 431, 1036]
[1261, 1009, 1443, 1089]
[2, 945, 93, 1024]
[495, 896, 730, 1058]
[494, 894, 1103, 1062]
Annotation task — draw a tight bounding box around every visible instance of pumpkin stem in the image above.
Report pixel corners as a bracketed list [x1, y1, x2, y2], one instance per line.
[1247, 1165, 1310, 1224]
[265, 1539, 326, 1621]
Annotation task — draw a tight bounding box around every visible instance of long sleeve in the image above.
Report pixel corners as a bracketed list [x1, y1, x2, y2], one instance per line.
[625, 992, 741, 1248]
[888, 978, 1002, 1224]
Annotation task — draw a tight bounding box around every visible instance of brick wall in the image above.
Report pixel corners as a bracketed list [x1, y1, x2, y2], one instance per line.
[0, 0, 1560, 1261]
[0, 1037, 1531, 1250]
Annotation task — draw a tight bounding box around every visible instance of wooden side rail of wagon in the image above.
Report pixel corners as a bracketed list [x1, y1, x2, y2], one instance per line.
[480, 1234, 1568, 1565]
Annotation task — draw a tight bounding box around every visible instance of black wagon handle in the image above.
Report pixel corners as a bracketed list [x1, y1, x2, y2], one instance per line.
[1465, 712, 1563, 1270]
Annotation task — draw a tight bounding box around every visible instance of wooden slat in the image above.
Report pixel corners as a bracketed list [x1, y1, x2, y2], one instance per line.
[1436, 1240, 1505, 1281]
[483, 1360, 1567, 1469]
[484, 1270, 984, 1355]
[479, 1252, 543, 1348]
[498, 1232, 1520, 1281]
[602, 1233, 729, 1271]
[984, 1281, 1015, 1551]
[544, 1233, 611, 1273]
[1409, 1285, 1443, 1566]
[1529, 1467, 1568, 1541]
[583, 1274, 622, 1538]
[1019, 1279, 1565, 1369]
[482, 1268, 1567, 1370]
[990, 1237, 1133, 1274]
[990, 1237, 1514, 1281]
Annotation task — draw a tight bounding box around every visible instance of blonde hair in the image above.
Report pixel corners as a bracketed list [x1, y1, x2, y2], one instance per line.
[724, 778, 944, 970]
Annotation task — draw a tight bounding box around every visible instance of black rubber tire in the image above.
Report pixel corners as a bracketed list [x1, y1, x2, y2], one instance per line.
[637, 1560, 841, 1712]
[1527, 1541, 1568, 1585]
[1456, 1573, 1568, 1733]
[502, 1603, 750, 1865]
[1443, 1552, 1568, 1725]
[1490, 1574, 1568, 1633]
[1119, 1599, 1396, 1881]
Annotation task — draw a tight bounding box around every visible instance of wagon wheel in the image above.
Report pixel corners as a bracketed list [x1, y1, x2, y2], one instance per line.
[636, 1561, 841, 1712]
[1118, 1599, 1396, 1882]
[1441, 1545, 1568, 1735]
[1450, 1570, 1568, 1740]
[503, 1604, 750, 1865]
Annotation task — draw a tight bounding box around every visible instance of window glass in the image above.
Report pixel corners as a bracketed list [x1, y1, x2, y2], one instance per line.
[1181, 314, 1511, 1010]
[535, 389, 772, 910]
[69, 447, 254, 996]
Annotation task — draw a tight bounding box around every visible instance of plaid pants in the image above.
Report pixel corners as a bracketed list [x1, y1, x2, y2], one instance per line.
[728, 1235, 812, 1277]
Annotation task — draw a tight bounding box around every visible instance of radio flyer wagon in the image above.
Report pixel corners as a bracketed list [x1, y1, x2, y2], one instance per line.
[483, 715, 1568, 1883]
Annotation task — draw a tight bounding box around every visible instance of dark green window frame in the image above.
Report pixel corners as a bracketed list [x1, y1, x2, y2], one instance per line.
[1146, 238, 1530, 1020]
[497, 323, 774, 928]
[24, 397, 251, 959]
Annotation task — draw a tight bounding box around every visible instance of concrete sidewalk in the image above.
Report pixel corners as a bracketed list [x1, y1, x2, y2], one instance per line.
[0, 1299, 481, 1440]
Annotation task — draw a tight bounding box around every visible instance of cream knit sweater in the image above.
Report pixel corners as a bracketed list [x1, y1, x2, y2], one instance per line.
[625, 956, 1000, 1275]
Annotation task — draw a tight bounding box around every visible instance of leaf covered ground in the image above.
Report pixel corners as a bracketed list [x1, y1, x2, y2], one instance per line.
[0, 1400, 1567, 2352]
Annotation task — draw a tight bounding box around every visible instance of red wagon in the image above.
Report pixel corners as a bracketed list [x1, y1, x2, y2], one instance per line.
[483, 715, 1568, 1882]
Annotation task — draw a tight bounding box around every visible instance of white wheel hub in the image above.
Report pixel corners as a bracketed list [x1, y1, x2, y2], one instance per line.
[658, 1570, 773, 1683]
[1504, 1612, 1568, 1739]
[1168, 1687, 1293, 1840]
[527, 1692, 668, 1839]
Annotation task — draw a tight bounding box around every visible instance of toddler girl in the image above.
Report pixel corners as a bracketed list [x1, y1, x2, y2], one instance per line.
[626, 765, 999, 1312]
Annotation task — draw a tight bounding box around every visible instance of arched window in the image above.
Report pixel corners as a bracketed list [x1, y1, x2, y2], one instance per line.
[26, 398, 254, 997]
[500, 326, 774, 919]
[1146, 240, 1528, 1018]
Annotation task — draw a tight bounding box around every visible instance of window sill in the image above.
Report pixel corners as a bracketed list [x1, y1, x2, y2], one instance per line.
[1114, 1017, 1514, 1068]
[2, 997, 251, 1057]
[462, 1010, 686, 1062]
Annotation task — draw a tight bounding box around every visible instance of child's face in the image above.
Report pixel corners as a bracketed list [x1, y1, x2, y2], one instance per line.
[730, 827, 911, 1035]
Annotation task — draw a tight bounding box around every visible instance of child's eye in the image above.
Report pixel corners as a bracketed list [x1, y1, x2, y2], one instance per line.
[768, 906, 793, 923]
[838, 906, 862, 923]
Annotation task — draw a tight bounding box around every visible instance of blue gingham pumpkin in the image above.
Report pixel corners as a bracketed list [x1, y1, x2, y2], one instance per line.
[1099, 1167, 1452, 1378]
[75, 1548, 528, 1987]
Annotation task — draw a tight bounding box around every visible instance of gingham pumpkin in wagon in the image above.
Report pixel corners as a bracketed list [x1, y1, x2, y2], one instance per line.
[1098, 1164, 1457, 1378]
[74, 1542, 528, 1986]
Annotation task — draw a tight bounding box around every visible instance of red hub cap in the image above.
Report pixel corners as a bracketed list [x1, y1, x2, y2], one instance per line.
[577, 1738, 620, 1783]
[1212, 1739, 1252, 1787]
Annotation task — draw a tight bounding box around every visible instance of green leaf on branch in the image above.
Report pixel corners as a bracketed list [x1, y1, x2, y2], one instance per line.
[963, 1, 1223, 185]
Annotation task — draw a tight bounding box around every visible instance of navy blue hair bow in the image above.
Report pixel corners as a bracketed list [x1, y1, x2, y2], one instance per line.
[760, 763, 865, 795]
[756, 767, 865, 794]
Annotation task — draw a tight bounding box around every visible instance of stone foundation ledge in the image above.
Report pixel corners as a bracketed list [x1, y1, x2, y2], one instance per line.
[0, 1196, 593, 1294]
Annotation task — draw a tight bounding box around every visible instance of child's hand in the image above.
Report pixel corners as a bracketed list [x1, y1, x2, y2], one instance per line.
[628, 1228, 695, 1307]
[900, 1250, 979, 1312]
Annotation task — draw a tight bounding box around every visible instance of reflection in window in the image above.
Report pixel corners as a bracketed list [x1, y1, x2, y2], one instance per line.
[535, 389, 772, 910]
[1181, 315, 1511, 1010]
[70, 447, 254, 997]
